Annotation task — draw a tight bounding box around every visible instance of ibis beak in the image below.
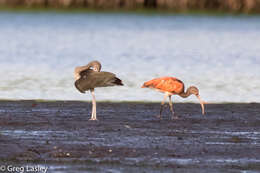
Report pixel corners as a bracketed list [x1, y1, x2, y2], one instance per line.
[196, 95, 206, 115]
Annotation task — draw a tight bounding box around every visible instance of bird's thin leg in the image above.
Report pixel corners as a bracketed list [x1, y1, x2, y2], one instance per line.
[169, 95, 178, 120]
[89, 89, 98, 121]
[158, 93, 168, 119]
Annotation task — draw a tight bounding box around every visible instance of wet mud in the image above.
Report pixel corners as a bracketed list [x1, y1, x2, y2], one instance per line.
[0, 101, 260, 172]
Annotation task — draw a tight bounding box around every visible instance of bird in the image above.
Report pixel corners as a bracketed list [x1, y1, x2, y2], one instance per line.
[141, 76, 206, 119]
[74, 60, 123, 120]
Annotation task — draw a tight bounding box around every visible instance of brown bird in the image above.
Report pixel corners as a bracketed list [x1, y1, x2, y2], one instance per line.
[74, 60, 123, 120]
[141, 76, 206, 119]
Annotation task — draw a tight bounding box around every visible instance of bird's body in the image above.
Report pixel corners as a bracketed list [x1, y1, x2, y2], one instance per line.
[142, 77, 184, 95]
[142, 76, 206, 119]
[75, 70, 122, 93]
[74, 61, 123, 120]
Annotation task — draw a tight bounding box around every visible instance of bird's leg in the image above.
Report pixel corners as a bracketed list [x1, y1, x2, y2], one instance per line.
[89, 89, 98, 121]
[169, 95, 178, 120]
[157, 93, 168, 119]
[196, 95, 206, 115]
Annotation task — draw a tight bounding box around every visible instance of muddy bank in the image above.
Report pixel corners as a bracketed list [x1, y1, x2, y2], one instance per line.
[0, 101, 260, 172]
[0, 0, 260, 13]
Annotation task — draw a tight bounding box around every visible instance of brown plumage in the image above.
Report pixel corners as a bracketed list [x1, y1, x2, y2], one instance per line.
[142, 76, 206, 119]
[75, 70, 123, 93]
[74, 60, 123, 120]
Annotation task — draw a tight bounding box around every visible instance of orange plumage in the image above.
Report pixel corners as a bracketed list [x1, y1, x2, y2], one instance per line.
[142, 76, 206, 119]
[142, 77, 184, 95]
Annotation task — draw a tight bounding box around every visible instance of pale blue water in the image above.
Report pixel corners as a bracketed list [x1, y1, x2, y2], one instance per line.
[0, 12, 259, 103]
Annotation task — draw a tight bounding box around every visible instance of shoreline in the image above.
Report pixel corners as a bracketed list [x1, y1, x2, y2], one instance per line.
[0, 0, 260, 14]
[0, 101, 260, 172]
[1, 6, 260, 15]
[0, 99, 259, 104]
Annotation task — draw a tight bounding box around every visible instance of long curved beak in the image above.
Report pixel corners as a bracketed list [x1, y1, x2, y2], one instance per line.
[196, 95, 207, 115]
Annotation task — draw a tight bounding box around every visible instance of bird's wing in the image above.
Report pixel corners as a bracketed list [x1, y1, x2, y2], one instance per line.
[143, 77, 184, 94]
[161, 78, 183, 93]
[74, 80, 86, 93]
[88, 71, 116, 87]
[74, 71, 123, 93]
[142, 77, 171, 88]
[79, 69, 94, 77]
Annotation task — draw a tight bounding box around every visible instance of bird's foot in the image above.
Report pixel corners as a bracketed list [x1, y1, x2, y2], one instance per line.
[171, 114, 178, 120]
[156, 115, 162, 119]
[89, 117, 98, 121]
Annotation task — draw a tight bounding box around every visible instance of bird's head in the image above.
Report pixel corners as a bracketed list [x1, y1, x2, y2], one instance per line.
[187, 86, 199, 96]
[88, 60, 102, 72]
[188, 86, 207, 115]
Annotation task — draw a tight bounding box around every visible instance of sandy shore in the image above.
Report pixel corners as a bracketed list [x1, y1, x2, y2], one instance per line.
[0, 101, 260, 172]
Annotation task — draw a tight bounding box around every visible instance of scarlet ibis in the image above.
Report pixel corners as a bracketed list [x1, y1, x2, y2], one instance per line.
[141, 77, 206, 119]
[74, 60, 123, 120]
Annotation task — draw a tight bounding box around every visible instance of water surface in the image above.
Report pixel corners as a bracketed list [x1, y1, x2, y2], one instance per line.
[0, 12, 259, 102]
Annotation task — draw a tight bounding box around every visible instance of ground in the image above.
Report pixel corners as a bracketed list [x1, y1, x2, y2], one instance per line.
[0, 101, 260, 172]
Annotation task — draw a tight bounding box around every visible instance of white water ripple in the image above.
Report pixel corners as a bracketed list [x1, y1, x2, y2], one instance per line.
[0, 13, 259, 102]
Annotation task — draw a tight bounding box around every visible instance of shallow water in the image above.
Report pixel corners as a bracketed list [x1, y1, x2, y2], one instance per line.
[0, 12, 259, 102]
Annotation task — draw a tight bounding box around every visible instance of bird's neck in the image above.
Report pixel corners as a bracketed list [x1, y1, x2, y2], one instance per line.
[179, 89, 192, 98]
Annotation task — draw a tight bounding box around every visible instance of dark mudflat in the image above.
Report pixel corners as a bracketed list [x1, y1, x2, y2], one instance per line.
[0, 101, 260, 172]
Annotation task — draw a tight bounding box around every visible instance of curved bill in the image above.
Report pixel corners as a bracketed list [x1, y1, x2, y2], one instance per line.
[196, 95, 206, 115]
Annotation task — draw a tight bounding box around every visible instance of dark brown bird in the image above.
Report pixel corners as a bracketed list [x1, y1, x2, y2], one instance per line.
[142, 76, 206, 119]
[74, 60, 123, 120]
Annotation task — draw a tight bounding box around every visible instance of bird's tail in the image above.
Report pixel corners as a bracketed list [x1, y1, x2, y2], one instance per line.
[141, 81, 152, 88]
[113, 77, 123, 86]
[141, 83, 147, 88]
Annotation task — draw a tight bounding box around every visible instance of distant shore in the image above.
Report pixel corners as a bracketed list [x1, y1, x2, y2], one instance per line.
[0, 0, 260, 14]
